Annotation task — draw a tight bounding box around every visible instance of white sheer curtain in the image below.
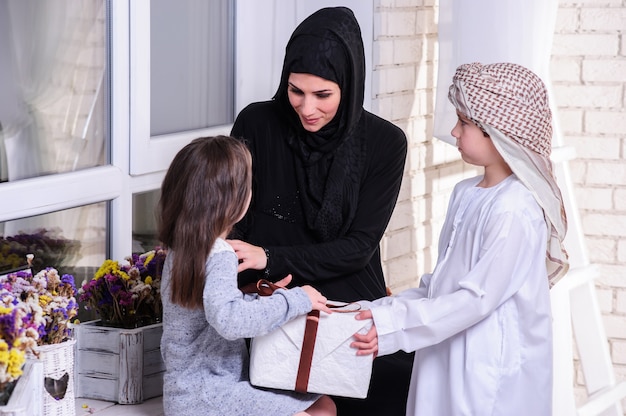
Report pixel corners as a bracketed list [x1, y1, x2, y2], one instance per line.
[150, 0, 233, 135]
[0, 0, 105, 182]
[0, 0, 106, 252]
[434, 0, 559, 145]
[0, 0, 58, 180]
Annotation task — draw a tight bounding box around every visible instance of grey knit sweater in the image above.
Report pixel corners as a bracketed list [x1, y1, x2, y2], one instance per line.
[160, 238, 319, 415]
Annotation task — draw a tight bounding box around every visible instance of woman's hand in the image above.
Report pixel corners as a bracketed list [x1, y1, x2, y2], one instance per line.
[351, 310, 378, 357]
[301, 285, 332, 314]
[227, 239, 267, 273]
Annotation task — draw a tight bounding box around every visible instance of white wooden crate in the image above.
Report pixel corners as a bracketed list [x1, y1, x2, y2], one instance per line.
[75, 320, 164, 404]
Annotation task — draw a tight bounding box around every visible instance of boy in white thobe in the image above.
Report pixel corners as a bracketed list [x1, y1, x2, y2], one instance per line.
[352, 62, 569, 416]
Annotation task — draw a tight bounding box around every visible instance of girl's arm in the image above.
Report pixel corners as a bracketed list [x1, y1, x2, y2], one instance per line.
[204, 250, 312, 340]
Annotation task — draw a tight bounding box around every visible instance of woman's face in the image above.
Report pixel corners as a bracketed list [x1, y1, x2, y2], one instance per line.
[287, 73, 341, 132]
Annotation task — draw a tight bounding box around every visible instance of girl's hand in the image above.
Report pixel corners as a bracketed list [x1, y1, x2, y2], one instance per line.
[301, 285, 332, 314]
[227, 239, 266, 272]
[351, 310, 378, 357]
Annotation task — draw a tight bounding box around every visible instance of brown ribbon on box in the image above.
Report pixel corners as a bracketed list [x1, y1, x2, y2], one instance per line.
[296, 309, 320, 392]
[253, 279, 360, 393]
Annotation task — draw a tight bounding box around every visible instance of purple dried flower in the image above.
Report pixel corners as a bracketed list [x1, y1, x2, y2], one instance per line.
[80, 247, 165, 327]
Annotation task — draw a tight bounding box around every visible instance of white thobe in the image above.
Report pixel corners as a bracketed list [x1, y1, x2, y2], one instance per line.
[371, 175, 552, 416]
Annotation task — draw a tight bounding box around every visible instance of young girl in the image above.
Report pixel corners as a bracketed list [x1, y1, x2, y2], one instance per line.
[352, 63, 569, 415]
[157, 136, 336, 416]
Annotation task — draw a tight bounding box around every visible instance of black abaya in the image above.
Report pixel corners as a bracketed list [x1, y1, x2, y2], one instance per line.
[231, 7, 413, 415]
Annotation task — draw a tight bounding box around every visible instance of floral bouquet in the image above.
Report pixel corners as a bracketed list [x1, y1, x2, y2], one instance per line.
[0, 286, 42, 404]
[0, 266, 78, 346]
[78, 248, 166, 329]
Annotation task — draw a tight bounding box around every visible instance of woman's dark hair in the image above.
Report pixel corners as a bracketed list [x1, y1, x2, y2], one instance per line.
[157, 135, 252, 308]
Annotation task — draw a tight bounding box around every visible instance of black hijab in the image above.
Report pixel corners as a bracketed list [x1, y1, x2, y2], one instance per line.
[273, 7, 366, 242]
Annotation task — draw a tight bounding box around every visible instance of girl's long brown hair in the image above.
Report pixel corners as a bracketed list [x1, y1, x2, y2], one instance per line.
[157, 136, 252, 309]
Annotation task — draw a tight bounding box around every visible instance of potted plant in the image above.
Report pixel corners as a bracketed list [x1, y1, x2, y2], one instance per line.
[0, 282, 43, 416]
[74, 247, 166, 404]
[0, 263, 78, 416]
[0, 285, 41, 407]
[78, 247, 165, 329]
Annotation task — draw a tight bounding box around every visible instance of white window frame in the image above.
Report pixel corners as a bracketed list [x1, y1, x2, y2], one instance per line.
[0, 0, 374, 261]
[128, 0, 232, 177]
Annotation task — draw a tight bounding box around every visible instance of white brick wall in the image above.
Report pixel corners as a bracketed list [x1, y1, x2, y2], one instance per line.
[553, 0, 626, 404]
[374, 0, 626, 410]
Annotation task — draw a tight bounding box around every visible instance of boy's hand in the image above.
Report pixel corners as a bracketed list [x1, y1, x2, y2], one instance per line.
[352, 310, 378, 357]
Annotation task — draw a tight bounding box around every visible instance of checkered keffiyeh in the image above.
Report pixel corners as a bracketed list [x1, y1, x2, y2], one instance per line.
[448, 62, 569, 287]
[448, 62, 552, 157]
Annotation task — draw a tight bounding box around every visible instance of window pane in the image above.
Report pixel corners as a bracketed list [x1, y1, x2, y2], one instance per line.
[150, 0, 234, 135]
[133, 190, 160, 253]
[0, 1, 108, 182]
[0, 202, 107, 322]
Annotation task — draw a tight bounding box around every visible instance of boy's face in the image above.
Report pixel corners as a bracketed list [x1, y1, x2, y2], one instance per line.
[451, 112, 504, 168]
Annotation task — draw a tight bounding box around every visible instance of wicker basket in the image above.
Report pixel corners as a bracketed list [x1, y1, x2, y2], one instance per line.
[32, 339, 76, 416]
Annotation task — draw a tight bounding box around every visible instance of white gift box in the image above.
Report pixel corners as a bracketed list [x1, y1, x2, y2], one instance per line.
[249, 306, 373, 399]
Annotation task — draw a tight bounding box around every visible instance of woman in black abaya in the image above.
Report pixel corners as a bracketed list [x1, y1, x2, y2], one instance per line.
[228, 7, 413, 415]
